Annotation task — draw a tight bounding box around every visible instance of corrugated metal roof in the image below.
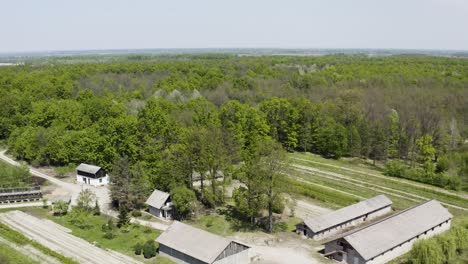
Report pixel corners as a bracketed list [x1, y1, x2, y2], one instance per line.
[145, 189, 170, 209]
[156, 221, 232, 263]
[340, 200, 452, 260]
[76, 163, 102, 174]
[304, 195, 392, 233]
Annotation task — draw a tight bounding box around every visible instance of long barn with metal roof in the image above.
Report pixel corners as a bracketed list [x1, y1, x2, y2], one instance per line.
[323, 200, 452, 264]
[157, 221, 250, 264]
[296, 195, 392, 240]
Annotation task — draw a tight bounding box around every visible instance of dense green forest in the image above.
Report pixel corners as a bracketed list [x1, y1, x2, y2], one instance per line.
[1, 55, 467, 198]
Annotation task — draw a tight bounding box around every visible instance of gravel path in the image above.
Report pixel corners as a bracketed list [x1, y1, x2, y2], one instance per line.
[0, 150, 169, 231]
[0, 210, 141, 264]
[0, 201, 50, 209]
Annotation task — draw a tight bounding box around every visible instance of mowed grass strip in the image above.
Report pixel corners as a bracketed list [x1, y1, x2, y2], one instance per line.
[290, 153, 468, 209]
[288, 169, 417, 210]
[0, 241, 40, 264]
[279, 176, 360, 207]
[0, 222, 78, 264]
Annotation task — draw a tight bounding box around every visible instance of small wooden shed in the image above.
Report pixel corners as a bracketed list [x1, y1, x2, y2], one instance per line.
[145, 189, 174, 219]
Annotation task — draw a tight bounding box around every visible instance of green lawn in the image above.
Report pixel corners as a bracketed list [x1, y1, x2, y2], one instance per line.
[189, 213, 236, 236]
[50, 213, 160, 257]
[0, 241, 39, 264]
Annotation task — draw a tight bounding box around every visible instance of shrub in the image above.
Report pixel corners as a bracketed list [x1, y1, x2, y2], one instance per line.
[93, 201, 101, 216]
[452, 226, 468, 252]
[142, 239, 157, 259]
[437, 233, 457, 263]
[384, 160, 407, 177]
[134, 243, 143, 255]
[409, 238, 444, 264]
[131, 210, 142, 217]
[272, 194, 285, 214]
[67, 209, 92, 229]
[42, 198, 49, 209]
[117, 206, 130, 228]
[53, 200, 69, 216]
[103, 231, 115, 240]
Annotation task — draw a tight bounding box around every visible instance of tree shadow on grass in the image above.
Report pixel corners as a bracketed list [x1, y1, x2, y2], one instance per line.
[216, 205, 261, 233]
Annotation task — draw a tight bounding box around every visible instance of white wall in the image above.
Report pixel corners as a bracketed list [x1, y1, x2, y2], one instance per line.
[324, 219, 452, 264]
[213, 249, 249, 264]
[76, 174, 109, 186]
[367, 220, 451, 264]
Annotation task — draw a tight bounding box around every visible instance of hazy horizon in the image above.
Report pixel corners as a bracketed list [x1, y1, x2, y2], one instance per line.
[1, 0, 468, 53]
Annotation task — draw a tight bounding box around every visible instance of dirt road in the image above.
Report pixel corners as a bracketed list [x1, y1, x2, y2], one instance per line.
[0, 210, 141, 264]
[0, 150, 169, 231]
[295, 200, 332, 220]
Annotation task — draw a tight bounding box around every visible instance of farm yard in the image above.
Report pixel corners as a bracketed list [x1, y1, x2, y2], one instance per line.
[0, 148, 467, 264]
[0, 53, 467, 264]
[0, 148, 467, 263]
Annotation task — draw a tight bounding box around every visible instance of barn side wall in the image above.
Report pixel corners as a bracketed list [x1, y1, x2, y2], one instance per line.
[366, 220, 451, 264]
[214, 242, 249, 264]
[159, 244, 208, 264]
[76, 175, 108, 186]
[324, 219, 451, 264]
[213, 249, 249, 264]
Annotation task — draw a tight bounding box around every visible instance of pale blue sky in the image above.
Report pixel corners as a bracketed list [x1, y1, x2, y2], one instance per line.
[1, 0, 467, 52]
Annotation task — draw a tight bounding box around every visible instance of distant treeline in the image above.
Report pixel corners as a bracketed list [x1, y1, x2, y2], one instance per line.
[0, 55, 467, 191]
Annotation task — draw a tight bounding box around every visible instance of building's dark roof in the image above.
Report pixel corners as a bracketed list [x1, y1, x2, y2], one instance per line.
[304, 195, 392, 233]
[325, 200, 452, 261]
[76, 163, 102, 174]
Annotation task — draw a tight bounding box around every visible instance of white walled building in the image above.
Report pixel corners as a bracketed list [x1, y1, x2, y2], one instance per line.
[76, 163, 109, 186]
[145, 189, 174, 219]
[296, 195, 392, 240]
[323, 200, 452, 264]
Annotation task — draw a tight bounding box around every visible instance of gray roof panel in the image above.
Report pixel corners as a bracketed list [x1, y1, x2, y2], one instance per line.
[145, 189, 170, 209]
[342, 200, 452, 260]
[156, 221, 232, 263]
[304, 195, 392, 233]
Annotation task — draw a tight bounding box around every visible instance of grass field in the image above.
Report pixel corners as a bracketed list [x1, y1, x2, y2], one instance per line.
[287, 152, 468, 264]
[49, 211, 174, 263]
[0, 241, 40, 264]
[288, 152, 468, 211]
[0, 220, 77, 264]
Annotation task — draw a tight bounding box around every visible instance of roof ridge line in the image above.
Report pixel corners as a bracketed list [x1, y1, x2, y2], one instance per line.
[322, 199, 435, 243]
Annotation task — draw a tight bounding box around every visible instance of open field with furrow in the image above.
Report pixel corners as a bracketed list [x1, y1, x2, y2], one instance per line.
[291, 154, 468, 199]
[0, 211, 141, 264]
[288, 153, 468, 212]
